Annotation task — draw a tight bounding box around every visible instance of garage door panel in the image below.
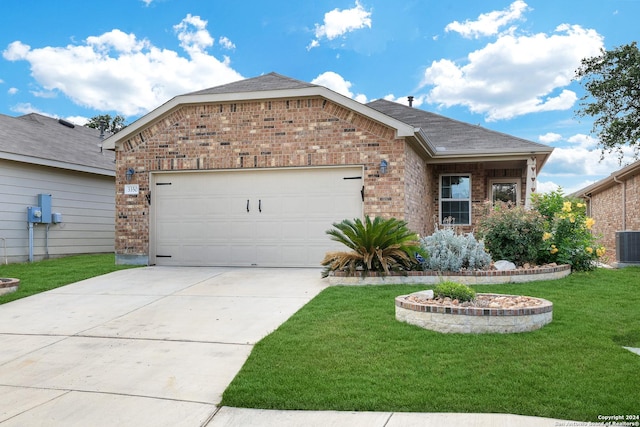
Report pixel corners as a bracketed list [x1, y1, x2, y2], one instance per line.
[230, 244, 257, 265]
[153, 167, 362, 267]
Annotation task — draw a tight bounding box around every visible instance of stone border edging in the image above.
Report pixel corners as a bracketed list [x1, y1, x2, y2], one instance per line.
[328, 264, 571, 285]
[0, 278, 20, 295]
[395, 293, 553, 333]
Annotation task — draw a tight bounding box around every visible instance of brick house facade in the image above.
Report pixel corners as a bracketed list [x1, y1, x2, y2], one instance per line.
[104, 73, 552, 267]
[573, 160, 640, 265]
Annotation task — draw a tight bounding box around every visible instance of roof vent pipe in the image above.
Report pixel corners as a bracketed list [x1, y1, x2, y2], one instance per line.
[407, 96, 414, 107]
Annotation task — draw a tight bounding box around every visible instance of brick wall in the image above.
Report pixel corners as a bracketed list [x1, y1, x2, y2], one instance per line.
[115, 97, 426, 257]
[588, 171, 640, 262]
[404, 144, 431, 236]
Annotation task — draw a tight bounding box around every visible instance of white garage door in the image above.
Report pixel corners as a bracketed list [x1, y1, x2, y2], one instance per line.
[151, 167, 363, 267]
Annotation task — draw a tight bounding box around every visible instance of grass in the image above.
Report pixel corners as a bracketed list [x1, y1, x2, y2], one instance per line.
[221, 267, 640, 422]
[0, 254, 140, 305]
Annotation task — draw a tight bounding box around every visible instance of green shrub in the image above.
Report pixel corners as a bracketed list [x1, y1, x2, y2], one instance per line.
[477, 203, 545, 266]
[419, 227, 491, 272]
[321, 216, 422, 277]
[434, 281, 476, 302]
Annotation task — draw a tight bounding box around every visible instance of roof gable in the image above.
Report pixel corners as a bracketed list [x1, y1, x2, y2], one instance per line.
[103, 73, 552, 166]
[0, 113, 115, 175]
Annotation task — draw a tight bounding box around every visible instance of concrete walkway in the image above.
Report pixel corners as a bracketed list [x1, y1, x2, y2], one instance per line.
[0, 267, 574, 426]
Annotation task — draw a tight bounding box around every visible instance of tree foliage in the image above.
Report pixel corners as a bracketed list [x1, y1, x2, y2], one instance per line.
[575, 42, 640, 160]
[85, 114, 127, 134]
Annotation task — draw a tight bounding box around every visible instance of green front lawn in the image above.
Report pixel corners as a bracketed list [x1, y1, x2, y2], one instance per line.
[0, 254, 139, 305]
[221, 267, 640, 422]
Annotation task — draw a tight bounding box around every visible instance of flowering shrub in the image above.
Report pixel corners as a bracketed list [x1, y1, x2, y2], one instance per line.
[419, 226, 491, 272]
[477, 203, 545, 266]
[532, 190, 605, 271]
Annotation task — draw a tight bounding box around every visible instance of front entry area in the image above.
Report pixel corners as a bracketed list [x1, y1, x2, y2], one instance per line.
[150, 166, 364, 267]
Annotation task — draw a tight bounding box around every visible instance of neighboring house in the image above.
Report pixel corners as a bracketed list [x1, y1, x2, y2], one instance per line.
[103, 72, 553, 267]
[572, 160, 640, 265]
[0, 113, 115, 264]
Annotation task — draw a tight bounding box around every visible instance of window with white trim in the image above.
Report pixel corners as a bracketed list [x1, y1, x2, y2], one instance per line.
[440, 174, 471, 225]
[489, 178, 521, 205]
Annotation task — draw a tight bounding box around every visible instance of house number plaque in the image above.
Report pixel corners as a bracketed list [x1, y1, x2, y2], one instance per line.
[124, 184, 140, 195]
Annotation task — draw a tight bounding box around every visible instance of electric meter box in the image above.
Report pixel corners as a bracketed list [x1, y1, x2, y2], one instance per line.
[52, 212, 63, 223]
[38, 194, 52, 224]
[27, 206, 43, 223]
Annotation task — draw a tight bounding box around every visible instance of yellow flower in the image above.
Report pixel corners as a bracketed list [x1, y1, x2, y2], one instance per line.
[543, 232, 553, 241]
[577, 202, 584, 208]
[586, 247, 593, 254]
[562, 201, 572, 213]
[585, 217, 595, 230]
[569, 215, 575, 223]
[596, 247, 606, 257]
[550, 245, 559, 255]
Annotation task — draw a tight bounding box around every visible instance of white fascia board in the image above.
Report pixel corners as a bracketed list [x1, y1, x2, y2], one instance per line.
[0, 152, 115, 177]
[103, 86, 417, 150]
[426, 151, 552, 166]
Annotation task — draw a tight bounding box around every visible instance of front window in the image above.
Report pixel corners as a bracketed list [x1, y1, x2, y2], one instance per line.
[489, 178, 521, 205]
[440, 175, 471, 225]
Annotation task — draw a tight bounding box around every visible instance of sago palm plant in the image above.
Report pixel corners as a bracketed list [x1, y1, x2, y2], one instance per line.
[321, 216, 421, 277]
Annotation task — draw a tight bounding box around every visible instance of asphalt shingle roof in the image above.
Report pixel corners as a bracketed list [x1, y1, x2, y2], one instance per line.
[0, 113, 114, 174]
[186, 72, 317, 96]
[366, 99, 550, 154]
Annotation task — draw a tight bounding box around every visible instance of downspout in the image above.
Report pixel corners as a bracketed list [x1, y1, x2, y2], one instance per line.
[581, 193, 592, 217]
[613, 176, 626, 230]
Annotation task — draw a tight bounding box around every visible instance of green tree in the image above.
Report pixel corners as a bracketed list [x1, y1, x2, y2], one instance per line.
[85, 114, 127, 134]
[575, 42, 640, 159]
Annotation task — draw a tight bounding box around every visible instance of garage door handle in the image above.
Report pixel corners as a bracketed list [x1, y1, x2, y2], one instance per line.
[247, 199, 250, 212]
[259, 199, 262, 212]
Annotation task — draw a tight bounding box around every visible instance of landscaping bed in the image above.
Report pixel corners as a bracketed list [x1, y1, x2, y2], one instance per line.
[328, 263, 571, 285]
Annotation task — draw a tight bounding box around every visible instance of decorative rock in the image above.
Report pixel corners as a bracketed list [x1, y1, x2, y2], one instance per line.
[411, 290, 434, 300]
[494, 260, 517, 271]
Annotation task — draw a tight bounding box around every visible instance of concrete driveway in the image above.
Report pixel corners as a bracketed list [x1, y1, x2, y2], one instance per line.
[0, 267, 328, 426]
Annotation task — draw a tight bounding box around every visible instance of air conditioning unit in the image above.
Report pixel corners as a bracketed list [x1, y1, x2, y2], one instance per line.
[616, 231, 640, 266]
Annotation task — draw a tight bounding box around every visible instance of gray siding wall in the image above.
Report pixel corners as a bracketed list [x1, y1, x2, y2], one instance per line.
[0, 159, 115, 263]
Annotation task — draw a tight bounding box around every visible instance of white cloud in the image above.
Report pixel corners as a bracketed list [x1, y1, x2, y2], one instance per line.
[141, 0, 152, 6]
[8, 87, 18, 95]
[2, 15, 243, 117]
[10, 102, 49, 116]
[539, 132, 562, 144]
[65, 115, 89, 126]
[308, 1, 372, 49]
[567, 133, 598, 149]
[421, 23, 603, 121]
[311, 71, 367, 103]
[445, 0, 530, 39]
[535, 179, 561, 194]
[542, 145, 634, 180]
[219, 36, 236, 50]
[173, 14, 215, 55]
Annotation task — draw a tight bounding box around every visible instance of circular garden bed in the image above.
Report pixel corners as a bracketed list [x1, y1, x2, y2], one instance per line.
[395, 292, 553, 334]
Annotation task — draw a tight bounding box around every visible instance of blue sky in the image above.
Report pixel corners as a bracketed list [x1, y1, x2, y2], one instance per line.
[1, 0, 638, 194]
